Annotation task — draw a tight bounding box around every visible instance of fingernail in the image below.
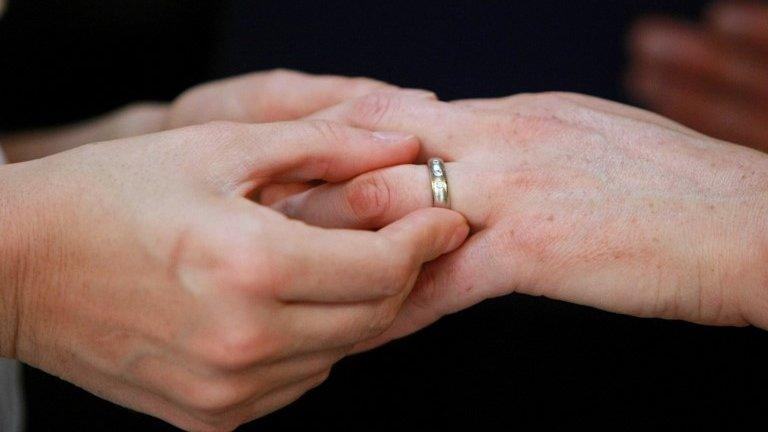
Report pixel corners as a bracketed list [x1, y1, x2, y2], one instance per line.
[372, 130, 415, 142]
[446, 222, 470, 252]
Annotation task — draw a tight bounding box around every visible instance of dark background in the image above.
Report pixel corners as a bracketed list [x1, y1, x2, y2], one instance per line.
[1, 0, 766, 429]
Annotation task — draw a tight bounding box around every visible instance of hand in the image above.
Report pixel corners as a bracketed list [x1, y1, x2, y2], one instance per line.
[627, 1, 768, 151]
[274, 91, 768, 350]
[2, 69, 411, 162]
[0, 120, 468, 431]
[166, 68, 407, 127]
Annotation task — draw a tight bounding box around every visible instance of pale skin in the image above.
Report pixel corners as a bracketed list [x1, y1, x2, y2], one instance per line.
[0, 72, 466, 431]
[272, 90, 768, 350]
[627, 0, 768, 152]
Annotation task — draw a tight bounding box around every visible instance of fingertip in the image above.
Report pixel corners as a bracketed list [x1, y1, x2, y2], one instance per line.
[396, 207, 469, 254]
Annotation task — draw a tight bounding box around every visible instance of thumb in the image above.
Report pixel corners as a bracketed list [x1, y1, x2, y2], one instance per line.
[352, 231, 497, 353]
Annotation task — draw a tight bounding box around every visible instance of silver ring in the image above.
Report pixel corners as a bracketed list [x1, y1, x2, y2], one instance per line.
[427, 157, 451, 209]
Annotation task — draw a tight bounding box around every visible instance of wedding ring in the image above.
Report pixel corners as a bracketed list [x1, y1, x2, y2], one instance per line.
[427, 157, 451, 209]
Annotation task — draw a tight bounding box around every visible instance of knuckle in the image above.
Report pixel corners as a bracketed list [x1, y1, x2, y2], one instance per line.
[203, 326, 279, 370]
[343, 172, 393, 225]
[305, 119, 348, 145]
[194, 227, 288, 295]
[348, 76, 391, 93]
[183, 379, 245, 415]
[173, 221, 290, 298]
[352, 92, 400, 125]
[218, 246, 285, 294]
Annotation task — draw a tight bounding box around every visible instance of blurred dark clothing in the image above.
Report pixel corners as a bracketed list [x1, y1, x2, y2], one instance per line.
[0, 0, 219, 130]
[1, 0, 765, 430]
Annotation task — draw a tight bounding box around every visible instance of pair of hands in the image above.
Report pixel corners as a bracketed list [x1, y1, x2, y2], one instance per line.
[2, 69, 768, 431]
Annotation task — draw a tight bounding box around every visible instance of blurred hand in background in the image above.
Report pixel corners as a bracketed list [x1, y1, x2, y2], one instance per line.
[1, 69, 407, 162]
[627, 1, 768, 152]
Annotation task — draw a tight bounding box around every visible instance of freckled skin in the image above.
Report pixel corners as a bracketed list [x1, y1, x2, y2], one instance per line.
[283, 91, 768, 350]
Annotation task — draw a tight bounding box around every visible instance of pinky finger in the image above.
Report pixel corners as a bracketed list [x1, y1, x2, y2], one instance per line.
[258, 182, 315, 205]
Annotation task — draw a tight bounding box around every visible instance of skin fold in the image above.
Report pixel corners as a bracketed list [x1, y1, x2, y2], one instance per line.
[627, 0, 768, 152]
[273, 91, 768, 350]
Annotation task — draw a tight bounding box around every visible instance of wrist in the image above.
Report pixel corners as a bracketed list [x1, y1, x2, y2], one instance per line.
[0, 159, 61, 360]
[738, 199, 768, 330]
[0, 163, 29, 358]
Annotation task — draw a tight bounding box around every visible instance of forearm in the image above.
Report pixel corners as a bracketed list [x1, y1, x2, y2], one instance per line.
[1, 102, 168, 163]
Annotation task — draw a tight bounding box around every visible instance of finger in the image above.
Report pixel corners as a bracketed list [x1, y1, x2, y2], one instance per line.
[234, 371, 330, 426]
[274, 163, 490, 231]
[707, 1, 768, 50]
[62, 362, 214, 432]
[629, 17, 768, 101]
[627, 64, 768, 150]
[306, 92, 476, 161]
[353, 232, 500, 352]
[193, 120, 420, 191]
[273, 207, 469, 303]
[127, 347, 343, 415]
[257, 182, 315, 205]
[169, 69, 399, 127]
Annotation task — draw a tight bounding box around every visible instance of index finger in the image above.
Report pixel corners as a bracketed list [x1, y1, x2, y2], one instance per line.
[186, 120, 420, 193]
[169, 69, 398, 127]
[306, 92, 476, 161]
